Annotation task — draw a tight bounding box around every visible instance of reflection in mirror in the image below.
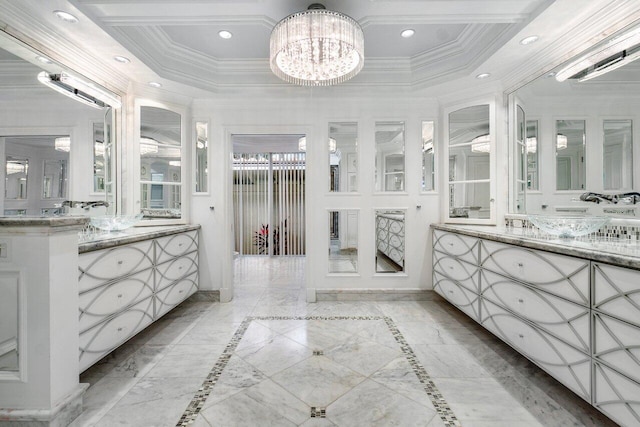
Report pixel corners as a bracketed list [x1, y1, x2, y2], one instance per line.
[5, 157, 28, 200]
[556, 120, 585, 191]
[329, 122, 358, 192]
[526, 120, 539, 190]
[514, 106, 526, 212]
[448, 105, 491, 219]
[195, 121, 208, 193]
[93, 122, 105, 193]
[42, 159, 67, 199]
[328, 210, 358, 273]
[375, 209, 405, 273]
[140, 106, 182, 219]
[422, 121, 435, 191]
[0, 273, 19, 372]
[603, 119, 633, 190]
[375, 122, 404, 192]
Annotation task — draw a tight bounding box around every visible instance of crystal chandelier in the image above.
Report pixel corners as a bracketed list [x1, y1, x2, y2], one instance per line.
[270, 4, 364, 86]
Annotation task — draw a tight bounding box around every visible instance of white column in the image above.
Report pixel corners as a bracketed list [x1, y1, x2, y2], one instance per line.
[0, 217, 88, 426]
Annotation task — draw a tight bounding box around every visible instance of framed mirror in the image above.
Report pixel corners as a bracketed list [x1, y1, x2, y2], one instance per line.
[422, 121, 435, 192]
[93, 121, 105, 193]
[328, 209, 358, 273]
[446, 104, 493, 221]
[375, 209, 405, 273]
[42, 159, 67, 199]
[139, 105, 183, 220]
[328, 122, 358, 193]
[0, 272, 19, 374]
[194, 121, 208, 193]
[527, 120, 539, 191]
[555, 120, 585, 191]
[375, 121, 405, 192]
[5, 157, 28, 200]
[603, 119, 633, 191]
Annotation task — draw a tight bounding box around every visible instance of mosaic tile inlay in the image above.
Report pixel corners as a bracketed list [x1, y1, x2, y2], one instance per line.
[176, 316, 461, 426]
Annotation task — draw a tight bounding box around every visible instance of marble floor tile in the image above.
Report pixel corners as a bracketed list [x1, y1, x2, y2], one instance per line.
[243, 379, 311, 425]
[177, 320, 240, 346]
[144, 344, 225, 378]
[69, 377, 138, 427]
[102, 344, 169, 379]
[327, 379, 438, 426]
[270, 356, 366, 407]
[370, 356, 437, 411]
[199, 355, 268, 408]
[412, 344, 492, 378]
[282, 320, 357, 350]
[323, 333, 402, 376]
[235, 334, 313, 376]
[299, 418, 338, 427]
[199, 390, 298, 427]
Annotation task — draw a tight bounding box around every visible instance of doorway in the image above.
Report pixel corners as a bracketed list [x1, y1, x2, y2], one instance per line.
[231, 134, 306, 258]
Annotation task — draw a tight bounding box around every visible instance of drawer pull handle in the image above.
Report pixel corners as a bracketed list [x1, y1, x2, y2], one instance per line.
[449, 290, 454, 294]
[118, 260, 123, 265]
[117, 294, 123, 298]
[518, 298, 524, 303]
[179, 243, 183, 247]
[448, 242, 454, 246]
[179, 290, 183, 293]
[518, 334, 524, 338]
[117, 327, 123, 332]
[179, 266, 183, 270]
[517, 262, 523, 267]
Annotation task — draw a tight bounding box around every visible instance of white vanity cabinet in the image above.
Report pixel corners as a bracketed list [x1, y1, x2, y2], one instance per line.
[78, 228, 199, 372]
[592, 262, 640, 426]
[432, 230, 481, 321]
[432, 226, 640, 426]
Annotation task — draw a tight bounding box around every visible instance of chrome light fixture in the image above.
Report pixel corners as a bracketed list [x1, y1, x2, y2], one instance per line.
[54, 136, 71, 152]
[270, 3, 364, 86]
[37, 72, 122, 109]
[556, 134, 568, 150]
[555, 25, 640, 82]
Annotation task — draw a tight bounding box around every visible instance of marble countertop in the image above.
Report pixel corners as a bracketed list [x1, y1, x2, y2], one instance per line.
[0, 215, 89, 228]
[79, 224, 200, 253]
[432, 223, 640, 270]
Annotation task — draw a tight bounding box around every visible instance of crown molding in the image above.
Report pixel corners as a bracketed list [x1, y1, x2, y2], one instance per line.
[99, 14, 276, 28]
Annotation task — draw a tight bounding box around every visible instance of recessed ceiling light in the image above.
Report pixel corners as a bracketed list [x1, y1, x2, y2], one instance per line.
[520, 35, 539, 45]
[401, 29, 415, 38]
[36, 56, 52, 64]
[113, 56, 130, 64]
[476, 73, 491, 79]
[53, 10, 78, 23]
[148, 81, 162, 88]
[218, 30, 233, 39]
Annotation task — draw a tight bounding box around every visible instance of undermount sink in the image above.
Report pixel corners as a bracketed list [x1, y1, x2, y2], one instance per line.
[527, 214, 610, 238]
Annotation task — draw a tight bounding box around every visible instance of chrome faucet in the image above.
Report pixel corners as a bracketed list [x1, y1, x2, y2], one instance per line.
[57, 200, 110, 210]
[579, 192, 640, 204]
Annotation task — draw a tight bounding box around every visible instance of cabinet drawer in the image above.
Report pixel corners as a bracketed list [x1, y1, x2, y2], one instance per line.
[594, 312, 640, 384]
[79, 240, 154, 292]
[433, 230, 479, 265]
[594, 362, 640, 427]
[79, 297, 154, 372]
[155, 271, 198, 318]
[433, 271, 481, 321]
[79, 268, 155, 333]
[155, 230, 198, 264]
[480, 240, 589, 305]
[593, 263, 640, 327]
[481, 269, 590, 353]
[433, 251, 479, 293]
[480, 299, 591, 401]
[156, 251, 198, 290]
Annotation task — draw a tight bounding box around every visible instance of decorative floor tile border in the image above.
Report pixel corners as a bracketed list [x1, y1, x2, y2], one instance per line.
[176, 315, 461, 427]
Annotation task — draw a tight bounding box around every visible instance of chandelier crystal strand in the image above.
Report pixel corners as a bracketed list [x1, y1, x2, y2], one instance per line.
[270, 6, 364, 86]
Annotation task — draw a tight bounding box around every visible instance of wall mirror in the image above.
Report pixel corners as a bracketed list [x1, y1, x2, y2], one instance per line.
[5, 157, 28, 200]
[93, 122, 105, 193]
[447, 104, 492, 220]
[509, 22, 639, 215]
[422, 121, 435, 192]
[0, 34, 119, 217]
[195, 121, 208, 193]
[603, 119, 633, 190]
[0, 273, 19, 373]
[555, 120, 586, 191]
[42, 159, 67, 199]
[139, 105, 182, 220]
[375, 121, 405, 192]
[375, 209, 405, 273]
[328, 209, 358, 273]
[328, 122, 358, 193]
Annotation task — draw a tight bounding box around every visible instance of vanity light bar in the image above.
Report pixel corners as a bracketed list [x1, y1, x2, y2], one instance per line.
[37, 72, 122, 109]
[555, 26, 640, 82]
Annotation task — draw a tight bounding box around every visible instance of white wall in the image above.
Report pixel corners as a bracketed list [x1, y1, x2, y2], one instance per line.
[190, 90, 442, 300]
